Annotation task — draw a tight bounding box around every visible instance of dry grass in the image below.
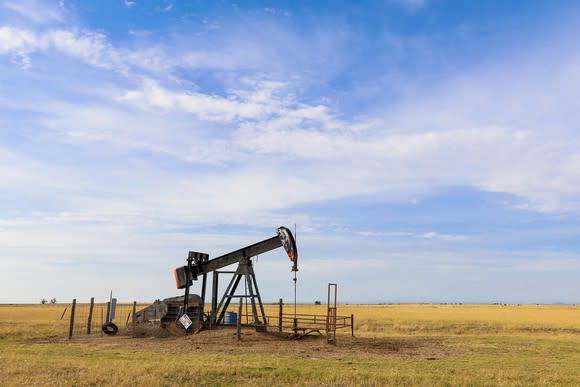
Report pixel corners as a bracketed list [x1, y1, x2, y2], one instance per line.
[341, 303, 580, 335]
[1, 303, 580, 386]
[240, 302, 580, 335]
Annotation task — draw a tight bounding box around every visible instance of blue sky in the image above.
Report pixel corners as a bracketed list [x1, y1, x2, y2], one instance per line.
[1, 0, 580, 304]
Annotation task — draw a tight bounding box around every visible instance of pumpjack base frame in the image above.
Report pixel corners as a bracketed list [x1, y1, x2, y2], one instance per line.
[207, 258, 267, 328]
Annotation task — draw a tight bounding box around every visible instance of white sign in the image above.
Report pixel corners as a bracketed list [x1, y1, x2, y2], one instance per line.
[109, 298, 117, 321]
[179, 314, 193, 329]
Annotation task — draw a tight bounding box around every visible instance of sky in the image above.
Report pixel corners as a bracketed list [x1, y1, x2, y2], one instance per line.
[1, 0, 580, 304]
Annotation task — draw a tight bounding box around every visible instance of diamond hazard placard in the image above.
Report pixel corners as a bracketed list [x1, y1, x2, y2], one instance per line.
[179, 314, 192, 329]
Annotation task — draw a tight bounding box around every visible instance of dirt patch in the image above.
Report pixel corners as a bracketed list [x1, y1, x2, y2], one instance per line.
[33, 328, 458, 360]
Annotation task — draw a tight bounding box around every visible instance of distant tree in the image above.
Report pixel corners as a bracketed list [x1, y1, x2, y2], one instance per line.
[40, 299, 48, 304]
[50, 298, 57, 304]
[314, 300, 321, 305]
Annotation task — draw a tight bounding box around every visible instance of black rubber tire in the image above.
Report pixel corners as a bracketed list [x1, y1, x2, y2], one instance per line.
[102, 322, 119, 335]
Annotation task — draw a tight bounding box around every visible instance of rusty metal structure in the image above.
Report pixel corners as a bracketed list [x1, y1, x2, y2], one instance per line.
[134, 295, 204, 331]
[136, 226, 297, 332]
[326, 283, 337, 344]
[132, 226, 355, 341]
[65, 227, 355, 342]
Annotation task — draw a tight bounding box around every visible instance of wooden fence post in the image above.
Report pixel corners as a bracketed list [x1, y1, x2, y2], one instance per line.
[278, 298, 283, 332]
[132, 301, 137, 338]
[351, 314, 354, 337]
[68, 299, 76, 339]
[86, 297, 94, 334]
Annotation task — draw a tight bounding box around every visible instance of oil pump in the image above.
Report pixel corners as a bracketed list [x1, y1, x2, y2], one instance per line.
[173, 226, 298, 328]
[135, 226, 298, 332]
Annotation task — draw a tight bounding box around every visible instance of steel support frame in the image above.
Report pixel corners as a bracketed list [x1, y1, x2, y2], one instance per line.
[210, 257, 267, 327]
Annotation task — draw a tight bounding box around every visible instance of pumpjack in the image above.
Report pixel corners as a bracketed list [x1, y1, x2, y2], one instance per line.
[135, 226, 297, 332]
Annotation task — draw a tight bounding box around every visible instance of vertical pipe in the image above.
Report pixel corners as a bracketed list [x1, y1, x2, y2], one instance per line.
[211, 272, 219, 326]
[278, 298, 283, 332]
[68, 299, 76, 339]
[105, 302, 111, 323]
[326, 284, 330, 334]
[351, 314, 354, 337]
[183, 256, 193, 336]
[132, 301, 137, 338]
[201, 273, 207, 312]
[326, 283, 337, 345]
[237, 297, 242, 341]
[245, 272, 258, 324]
[86, 297, 94, 335]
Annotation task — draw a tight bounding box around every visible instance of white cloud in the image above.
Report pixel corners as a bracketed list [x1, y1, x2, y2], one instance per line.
[0, 26, 178, 74]
[2, 0, 64, 24]
[162, 2, 173, 12]
[264, 8, 291, 17]
[3, 30, 578, 214]
[128, 29, 151, 37]
[0, 26, 128, 71]
[419, 232, 469, 241]
[357, 230, 469, 241]
[118, 78, 342, 131]
[0, 26, 37, 67]
[32, 72, 580, 216]
[0, 26, 37, 53]
[0, 13, 351, 79]
[48, 29, 125, 70]
[119, 79, 274, 122]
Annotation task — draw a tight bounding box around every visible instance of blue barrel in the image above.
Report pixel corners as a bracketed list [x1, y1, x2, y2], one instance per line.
[224, 311, 238, 325]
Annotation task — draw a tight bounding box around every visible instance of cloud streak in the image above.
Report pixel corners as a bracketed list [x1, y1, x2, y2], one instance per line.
[1, 0, 64, 24]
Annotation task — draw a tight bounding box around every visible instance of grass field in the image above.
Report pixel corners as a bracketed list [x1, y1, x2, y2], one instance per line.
[1, 303, 579, 386]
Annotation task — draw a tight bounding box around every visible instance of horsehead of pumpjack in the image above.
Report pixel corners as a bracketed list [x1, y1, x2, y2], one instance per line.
[277, 226, 298, 272]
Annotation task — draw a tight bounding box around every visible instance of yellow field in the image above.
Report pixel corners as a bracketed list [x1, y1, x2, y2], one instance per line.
[346, 303, 580, 335]
[261, 302, 580, 335]
[1, 303, 579, 386]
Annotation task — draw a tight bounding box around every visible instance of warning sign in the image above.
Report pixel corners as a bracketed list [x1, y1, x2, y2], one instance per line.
[179, 314, 193, 330]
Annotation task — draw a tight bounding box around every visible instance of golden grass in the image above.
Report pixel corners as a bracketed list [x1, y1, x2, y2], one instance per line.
[0, 304, 68, 340]
[1, 303, 579, 386]
[246, 302, 580, 336]
[342, 303, 580, 335]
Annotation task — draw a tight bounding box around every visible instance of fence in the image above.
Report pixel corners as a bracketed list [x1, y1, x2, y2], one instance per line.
[64, 298, 139, 339]
[221, 300, 354, 337]
[64, 298, 353, 339]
